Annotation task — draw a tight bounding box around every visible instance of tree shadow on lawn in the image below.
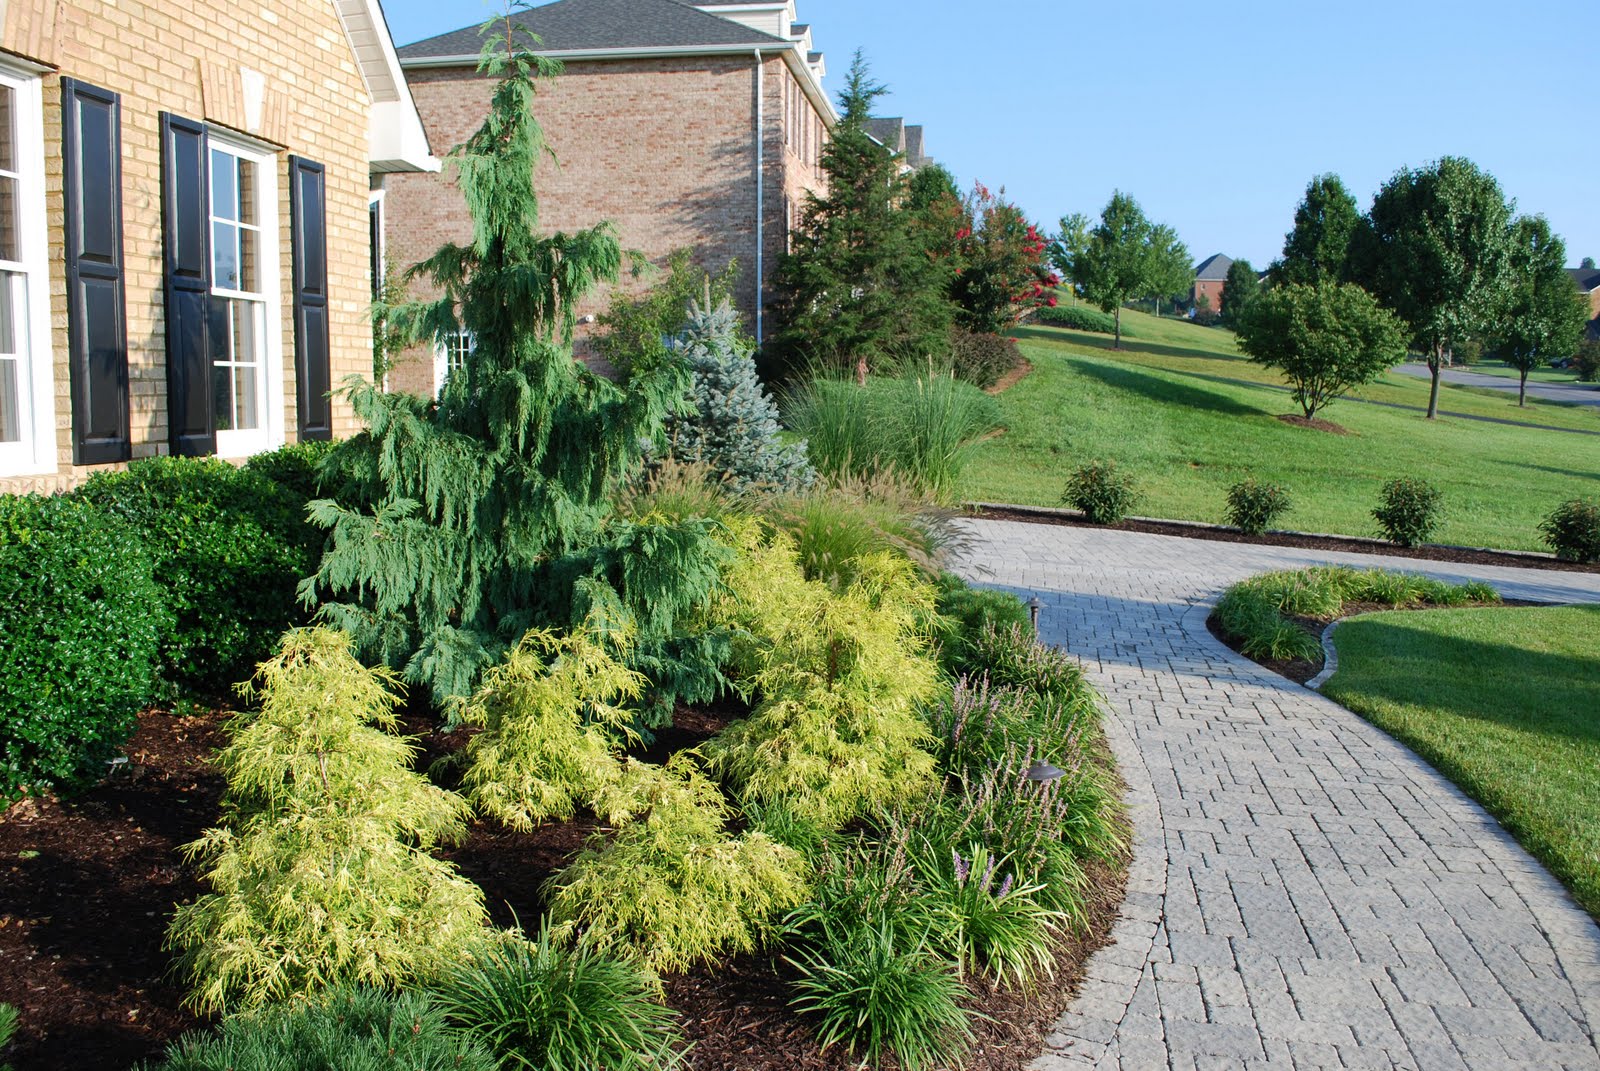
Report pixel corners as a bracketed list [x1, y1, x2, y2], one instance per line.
[1012, 325, 1245, 367]
[1065, 359, 1272, 419]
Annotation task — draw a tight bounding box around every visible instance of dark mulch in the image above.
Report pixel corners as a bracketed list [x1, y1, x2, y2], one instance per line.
[0, 702, 1128, 1071]
[1275, 414, 1351, 434]
[971, 505, 1600, 575]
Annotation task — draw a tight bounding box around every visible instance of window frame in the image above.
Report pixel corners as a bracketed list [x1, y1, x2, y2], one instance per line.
[0, 61, 55, 477]
[433, 327, 473, 396]
[205, 132, 284, 459]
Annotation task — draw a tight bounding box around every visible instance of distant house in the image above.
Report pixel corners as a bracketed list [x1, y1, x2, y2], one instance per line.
[386, 0, 836, 395]
[1569, 267, 1600, 319]
[1193, 254, 1232, 311]
[866, 116, 932, 171]
[0, 0, 436, 496]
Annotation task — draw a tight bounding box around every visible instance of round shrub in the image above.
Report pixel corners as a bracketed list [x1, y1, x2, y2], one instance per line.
[1225, 478, 1292, 535]
[142, 987, 496, 1071]
[1062, 460, 1138, 525]
[948, 327, 1023, 389]
[0, 494, 165, 799]
[242, 439, 338, 503]
[1540, 498, 1600, 563]
[72, 457, 319, 689]
[1371, 477, 1442, 547]
[1034, 303, 1119, 335]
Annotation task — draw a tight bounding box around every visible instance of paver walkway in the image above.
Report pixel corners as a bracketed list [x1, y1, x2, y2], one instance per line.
[952, 520, 1600, 1071]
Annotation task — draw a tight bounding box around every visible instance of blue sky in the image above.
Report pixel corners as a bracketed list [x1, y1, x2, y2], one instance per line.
[383, 0, 1599, 270]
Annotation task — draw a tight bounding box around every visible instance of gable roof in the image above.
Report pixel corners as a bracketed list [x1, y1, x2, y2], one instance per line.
[1194, 253, 1233, 281]
[398, 0, 786, 60]
[332, 0, 438, 172]
[1568, 267, 1600, 293]
[866, 117, 905, 152]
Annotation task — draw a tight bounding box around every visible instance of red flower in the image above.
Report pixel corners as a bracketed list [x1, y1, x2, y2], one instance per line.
[1047, 296, 1059, 307]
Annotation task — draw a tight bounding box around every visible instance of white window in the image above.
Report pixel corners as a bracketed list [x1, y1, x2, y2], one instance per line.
[208, 136, 283, 458]
[0, 64, 54, 477]
[434, 327, 473, 395]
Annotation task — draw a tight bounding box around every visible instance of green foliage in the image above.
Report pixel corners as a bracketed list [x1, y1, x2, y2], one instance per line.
[766, 473, 955, 587]
[0, 1001, 15, 1071]
[594, 247, 738, 378]
[74, 457, 317, 688]
[461, 622, 647, 830]
[371, 265, 414, 383]
[1067, 192, 1192, 348]
[1540, 498, 1600, 563]
[784, 372, 1000, 502]
[966, 622, 1095, 708]
[242, 439, 339, 503]
[1273, 174, 1360, 286]
[921, 674, 1081, 778]
[769, 52, 952, 378]
[167, 628, 486, 1013]
[305, 29, 701, 705]
[544, 756, 808, 973]
[0, 493, 164, 799]
[911, 840, 1061, 985]
[1576, 338, 1599, 382]
[703, 520, 942, 827]
[428, 926, 683, 1071]
[1062, 459, 1139, 524]
[944, 183, 1057, 334]
[1234, 282, 1408, 419]
[657, 297, 815, 492]
[1494, 215, 1591, 405]
[1225, 478, 1293, 535]
[787, 921, 973, 1071]
[141, 987, 496, 1071]
[948, 327, 1023, 389]
[1219, 257, 1260, 325]
[1212, 585, 1324, 662]
[932, 574, 1033, 677]
[1373, 477, 1443, 546]
[1035, 302, 1120, 334]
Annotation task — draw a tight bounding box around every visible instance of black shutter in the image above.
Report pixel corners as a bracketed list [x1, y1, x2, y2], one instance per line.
[289, 156, 331, 441]
[62, 79, 130, 465]
[160, 113, 214, 457]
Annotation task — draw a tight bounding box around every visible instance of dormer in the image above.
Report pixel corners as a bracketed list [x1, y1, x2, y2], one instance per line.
[692, 0, 796, 41]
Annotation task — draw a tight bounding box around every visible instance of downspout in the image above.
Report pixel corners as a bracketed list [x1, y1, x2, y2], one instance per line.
[753, 49, 764, 344]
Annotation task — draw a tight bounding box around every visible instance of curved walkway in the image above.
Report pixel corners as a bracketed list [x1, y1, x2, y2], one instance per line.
[951, 520, 1600, 1071]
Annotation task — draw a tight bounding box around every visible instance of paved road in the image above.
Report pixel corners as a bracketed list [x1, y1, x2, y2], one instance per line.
[951, 520, 1600, 1071]
[1394, 363, 1600, 409]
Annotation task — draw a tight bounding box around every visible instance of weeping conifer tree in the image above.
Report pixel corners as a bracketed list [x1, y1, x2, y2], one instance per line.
[305, 15, 723, 706]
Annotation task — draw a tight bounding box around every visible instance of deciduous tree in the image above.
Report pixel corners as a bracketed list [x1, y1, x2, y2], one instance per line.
[1235, 282, 1407, 419]
[1273, 174, 1360, 286]
[1070, 192, 1191, 348]
[1494, 215, 1590, 405]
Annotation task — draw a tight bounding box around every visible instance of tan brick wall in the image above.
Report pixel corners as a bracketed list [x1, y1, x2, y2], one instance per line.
[384, 52, 828, 394]
[0, 0, 375, 496]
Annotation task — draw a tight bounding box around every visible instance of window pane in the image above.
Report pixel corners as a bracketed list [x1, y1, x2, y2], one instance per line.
[0, 358, 18, 443]
[210, 148, 236, 222]
[0, 276, 17, 443]
[231, 305, 260, 430]
[0, 175, 17, 262]
[212, 221, 238, 289]
[236, 156, 256, 227]
[238, 225, 257, 293]
[0, 84, 14, 172]
[211, 360, 233, 431]
[0, 271, 15, 356]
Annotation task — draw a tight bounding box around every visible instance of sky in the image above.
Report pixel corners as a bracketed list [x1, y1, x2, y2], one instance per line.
[382, 0, 1600, 270]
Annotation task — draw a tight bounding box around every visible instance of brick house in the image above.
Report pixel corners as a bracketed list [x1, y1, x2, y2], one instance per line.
[385, 0, 835, 396]
[1191, 253, 1231, 313]
[0, 0, 435, 496]
[1568, 266, 1600, 328]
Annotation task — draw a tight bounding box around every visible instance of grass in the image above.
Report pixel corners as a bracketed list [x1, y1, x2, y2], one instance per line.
[962, 309, 1600, 550]
[1454, 360, 1590, 386]
[1322, 605, 1600, 917]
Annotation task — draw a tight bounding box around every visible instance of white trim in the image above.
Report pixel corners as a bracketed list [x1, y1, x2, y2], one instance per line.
[0, 66, 55, 478]
[207, 133, 284, 460]
[331, 0, 440, 173]
[433, 327, 472, 397]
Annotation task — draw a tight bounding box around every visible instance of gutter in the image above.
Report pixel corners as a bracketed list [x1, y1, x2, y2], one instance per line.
[753, 48, 764, 344]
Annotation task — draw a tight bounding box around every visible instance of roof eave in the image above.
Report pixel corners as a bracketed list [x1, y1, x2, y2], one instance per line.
[333, 0, 440, 173]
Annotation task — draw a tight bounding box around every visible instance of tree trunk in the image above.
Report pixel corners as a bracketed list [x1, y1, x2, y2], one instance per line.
[1114, 306, 1123, 350]
[1519, 369, 1528, 407]
[855, 355, 868, 388]
[1426, 346, 1443, 419]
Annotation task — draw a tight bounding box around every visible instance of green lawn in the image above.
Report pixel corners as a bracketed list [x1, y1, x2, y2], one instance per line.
[961, 311, 1600, 550]
[1322, 605, 1600, 916]
[1456, 359, 1591, 387]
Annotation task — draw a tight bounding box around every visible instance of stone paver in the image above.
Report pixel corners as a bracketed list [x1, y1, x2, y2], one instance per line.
[951, 521, 1600, 1071]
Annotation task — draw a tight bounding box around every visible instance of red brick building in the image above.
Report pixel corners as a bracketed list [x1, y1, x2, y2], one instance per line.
[382, 0, 836, 396]
[1192, 253, 1232, 314]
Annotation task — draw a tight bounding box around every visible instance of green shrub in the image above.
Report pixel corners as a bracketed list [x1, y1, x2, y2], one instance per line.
[787, 833, 945, 953]
[765, 473, 955, 588]
[1539, 498, 1600, 563]
[429, 926, 683, 1071]
[933, 574, 1033, 676]
[1574, 338, 1599, 383]
[1212, 585, 1323, 662]
[1225, 478, 1292, 535]
[544, 756, 809, 974]
[593, 247, 739, 378]
[242, 439, 338, 503]
[0, 494, 165, 799]
[141, 987, 495, 1071]
[73, 457, 317, 688]
[948, 328, 1023, 389]
[966, 623, 1094, 710]
[923, 676, 1041, 775]
[1034, 303, 1120, 335]
[912, 842, 1061, 985]
[787, 922, 973, 1071]
[167, 629, 487, 1013]
[1062, 460, 1138, 525]
[1372, 477, 1442, 547]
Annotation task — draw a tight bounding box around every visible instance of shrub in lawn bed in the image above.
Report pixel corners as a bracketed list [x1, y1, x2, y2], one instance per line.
[966, 622, 1097, 712]
[765, 472, 956, 588]
[167, 628, 487, 1013]
[73, 457, 318, 688]
[923, 675, 1042, 775]
[1212, 584, 1323, 662]
[1372, 477, 1442, 547]
[1062, 460, 1138, 524]
[912, 841, 1062, 985]
[1225, 478, 1292, 535]
[429, 926, 682, 1071]
[141, 987, 495, 1071]
[1035, 303, 1120, 335]
[544, 756, 808, 973]
[241, 438, 338, 503]
[787, 921, 973, 1071]
[933, 574, 1033, 677]
[0, 493, 166, 800]
[948, 327, 1023, 389]
[1540, 498, 1600, 563]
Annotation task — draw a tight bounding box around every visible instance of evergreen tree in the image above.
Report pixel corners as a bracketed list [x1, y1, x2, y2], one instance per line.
[1220, 257, 1261, 325]
[304, 17, 723, 704]
[659, 298, 816, 492]
[1274, 174, 1360, 286]
[769, 51, 951, 379]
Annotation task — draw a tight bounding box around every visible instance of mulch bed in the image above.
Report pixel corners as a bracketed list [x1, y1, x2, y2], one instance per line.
[986, 357, 1035, 396]
[971, 505, 1600, 575]
[0, 703, 1127, 1071]
[1274, 414, 1351, 434]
